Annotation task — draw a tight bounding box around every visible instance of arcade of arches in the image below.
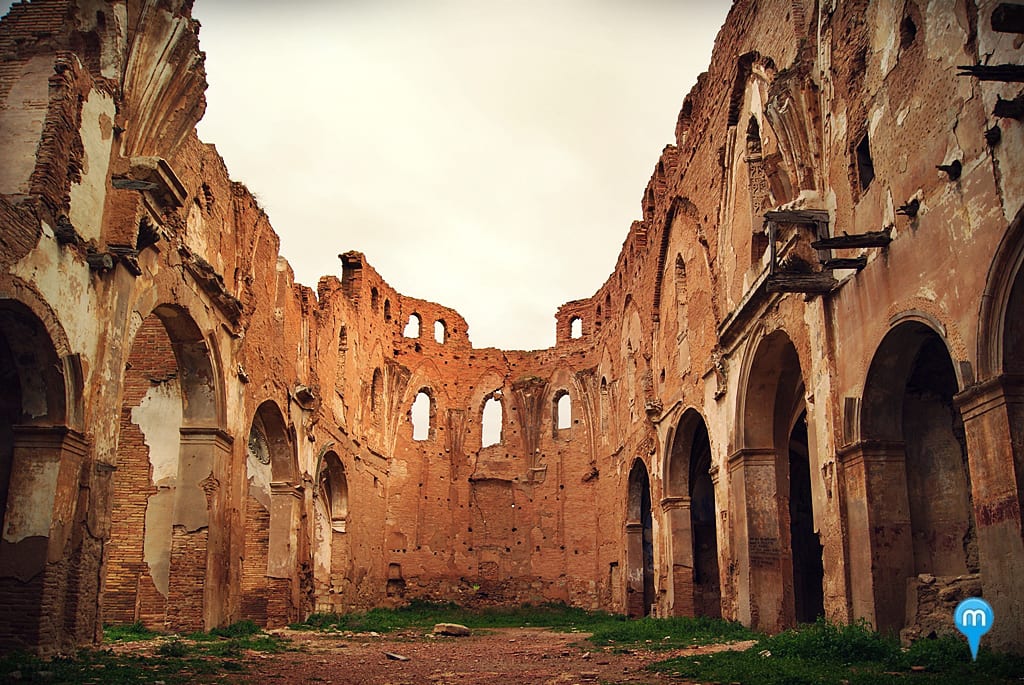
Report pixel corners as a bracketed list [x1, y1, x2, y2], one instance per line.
[1, 0, 1023, 657]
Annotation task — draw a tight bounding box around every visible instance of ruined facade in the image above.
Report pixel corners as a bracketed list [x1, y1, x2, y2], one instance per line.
[1, 0, 1023, 656]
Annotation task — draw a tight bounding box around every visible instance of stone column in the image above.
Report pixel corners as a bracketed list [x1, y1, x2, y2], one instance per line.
[268, 481, 302, 626]
[625, 521, 645, 617]
[956, 375, 1024, 653]
[728, 447, 784, 632]
[0, 426, 87, 652]
[175, 426, 233, 632]
[837, 440, 913, 634]
[662, 495, 694, 616]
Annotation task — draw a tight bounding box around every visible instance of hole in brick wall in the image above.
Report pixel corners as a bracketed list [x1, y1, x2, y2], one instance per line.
[856, 131, 875, 191]
[434, 320, 446, 344]
[570, 317, 583, 339]
[370, 287, 379, 311]
[383, 299, 391, 321]
[900, 15, 917, 48]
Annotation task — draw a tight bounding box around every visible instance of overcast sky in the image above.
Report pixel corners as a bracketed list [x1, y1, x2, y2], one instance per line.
[2, 0, 731, 350]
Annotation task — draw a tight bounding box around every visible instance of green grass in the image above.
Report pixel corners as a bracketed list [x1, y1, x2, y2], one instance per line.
[299, 600, 755, 649]
[649, 618, 1024, 685]
[0, 621, 294, 684]
[103, 620, 161, 642]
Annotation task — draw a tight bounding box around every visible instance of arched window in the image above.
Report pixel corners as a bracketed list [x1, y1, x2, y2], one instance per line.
[370, 287, 380, 311]
[404, 313, 421, 338]
[371, 368, 383, 416]
[319, 452, 348, 533]
[600, 377, 609, 436]
[383, 299, 391, 321]
[554, 390, 571, 435]
[434, 320, 446, 344]
[570, 317, 583, 339]
[481, 393, 502, 447]
[411, 390, 431, 441]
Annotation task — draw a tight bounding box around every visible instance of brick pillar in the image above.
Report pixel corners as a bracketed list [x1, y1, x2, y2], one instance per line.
[838, 440, 914, 634]
[625, 521, 645, 617]
[178, 427, 233, 632]
[662, 496, 694, 616]
[728, 447, 785, 633]
[956, 375, 1024, 653]
[267, 482, 302, 626]
[0, 426, 87, 653]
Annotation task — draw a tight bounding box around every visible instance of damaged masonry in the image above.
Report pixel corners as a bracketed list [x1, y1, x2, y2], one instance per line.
[1, 0, 1023, 657]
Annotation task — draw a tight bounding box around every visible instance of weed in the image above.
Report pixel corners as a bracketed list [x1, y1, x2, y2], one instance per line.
[104, 620, 161, 642]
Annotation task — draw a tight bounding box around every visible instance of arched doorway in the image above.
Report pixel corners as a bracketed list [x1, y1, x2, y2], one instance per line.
[105, 305, 226, 632]
[665, 411, 720, 617]
[313, 451, 350, 610]
[860, 321, 976, 633]
[241, 400, 298, 626]
[0, 300, 80, 651]
[736, 329, 823, 630]
[626, 459, 654, 617]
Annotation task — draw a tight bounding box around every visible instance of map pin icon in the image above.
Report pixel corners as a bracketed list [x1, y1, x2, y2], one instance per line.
[954, 597, 994, 661]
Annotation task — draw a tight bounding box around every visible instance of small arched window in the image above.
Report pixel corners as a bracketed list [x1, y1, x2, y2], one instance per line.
[404, 313, 421, 338]
[411, 390, 431, 441]
[319, 452, 349, 533]
[371, 287, 380, 311]
[481, 392, 503, 447]
[554, 390, 571, 435]
[434, 320, 446, 344]
[383, 299, 391, 321]
[371, 368, 383, 416]
[570, 317, 583, 339]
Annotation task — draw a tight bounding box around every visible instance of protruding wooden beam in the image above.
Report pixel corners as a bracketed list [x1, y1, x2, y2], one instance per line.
[822, 256, 868, 271]
[811, 228, 892, 250]
[957, 64, 1024, 82]
[764, 209, 831, 224]
[766, 271, 837, 294]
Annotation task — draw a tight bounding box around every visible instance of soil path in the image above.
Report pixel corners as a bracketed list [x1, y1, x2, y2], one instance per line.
[247, 627, 754, 685]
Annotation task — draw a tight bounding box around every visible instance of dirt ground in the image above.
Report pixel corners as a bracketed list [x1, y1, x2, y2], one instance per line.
[244, 627, 755, 685]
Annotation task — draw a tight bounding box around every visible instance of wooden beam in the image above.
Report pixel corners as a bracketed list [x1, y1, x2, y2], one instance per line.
[992, 4, 1024, 33]
[822, 256, 868, 271]
[811, 229, 892, 250]
[764, 209, 831, 224]
[957, 64, 1024, 82]
[766, 271, 837, 294]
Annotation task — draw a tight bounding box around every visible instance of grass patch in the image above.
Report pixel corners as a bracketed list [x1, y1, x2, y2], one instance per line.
[300, 601, 755, 649]
[103, 620, 161, 642]
[588, 614, 757, 649]
[0, 621, 294, 684]
[649, 618, 1024, 685]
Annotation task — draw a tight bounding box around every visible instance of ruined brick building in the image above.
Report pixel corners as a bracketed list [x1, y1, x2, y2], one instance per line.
[1, 0, 1023, 657]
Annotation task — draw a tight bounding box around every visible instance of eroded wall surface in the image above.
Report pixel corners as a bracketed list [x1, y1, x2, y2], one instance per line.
[0, 0, 1022, 656]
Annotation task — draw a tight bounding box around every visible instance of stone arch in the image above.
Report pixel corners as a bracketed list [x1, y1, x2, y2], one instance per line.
[241, 400, 299, 626]
[733, 328, 822, 631]
[977, 205, 1024, 380]
[105, 303, 229, 633]
[312, 449, 350, 613]
[663, 408, 720, 618]
[959, 205, 1024, 650]
[0, 296, 87, 652]
[855, 320, 976, 634]
[626, 458, 654, 618]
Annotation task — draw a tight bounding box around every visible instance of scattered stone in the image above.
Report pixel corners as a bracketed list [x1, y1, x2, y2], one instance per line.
[385, 651, 411, 661]
[433, 623, 471, 637]
[580, 671, 600, 681]
[581, 651, 591, 660]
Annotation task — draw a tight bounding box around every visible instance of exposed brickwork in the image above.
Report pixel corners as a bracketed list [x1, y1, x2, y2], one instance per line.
[2, 0, 1024, 658]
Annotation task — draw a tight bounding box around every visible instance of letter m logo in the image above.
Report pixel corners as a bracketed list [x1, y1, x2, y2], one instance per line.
[962, 609, 988, 627]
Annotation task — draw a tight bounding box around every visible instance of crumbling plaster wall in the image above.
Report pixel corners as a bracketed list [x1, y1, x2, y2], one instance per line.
[1, 0, 1023, 656]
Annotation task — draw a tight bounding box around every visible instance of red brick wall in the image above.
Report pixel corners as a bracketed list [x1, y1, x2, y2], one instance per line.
[240, 495, 269, 624]
[104, 315, 174, 627]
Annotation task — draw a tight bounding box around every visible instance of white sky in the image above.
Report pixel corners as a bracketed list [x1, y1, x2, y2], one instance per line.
[2, 1, 732, 350]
